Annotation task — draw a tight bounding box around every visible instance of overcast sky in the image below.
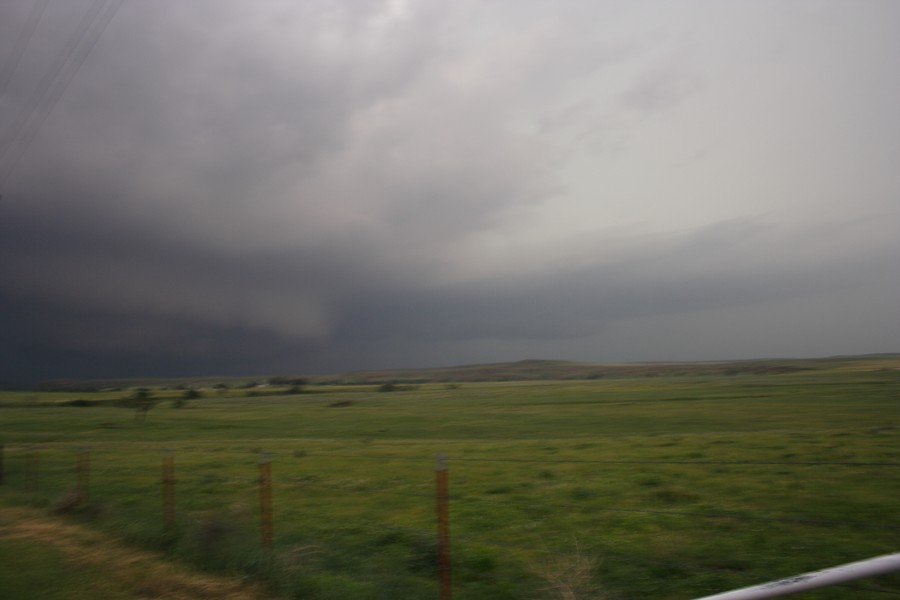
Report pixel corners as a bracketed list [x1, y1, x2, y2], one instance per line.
[1, 0, 898, 380]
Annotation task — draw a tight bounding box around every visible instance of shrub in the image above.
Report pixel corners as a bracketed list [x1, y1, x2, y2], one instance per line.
[121, 388, 158, 423]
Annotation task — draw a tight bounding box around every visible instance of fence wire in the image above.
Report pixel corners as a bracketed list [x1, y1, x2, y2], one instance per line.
[1, 443, 897, 599]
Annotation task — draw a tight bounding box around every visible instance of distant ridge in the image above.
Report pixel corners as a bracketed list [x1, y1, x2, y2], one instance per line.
[17, 353, 899, 390]
[312, 354, 900, 384]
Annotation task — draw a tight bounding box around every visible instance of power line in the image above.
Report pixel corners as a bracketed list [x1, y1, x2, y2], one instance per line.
[0, 0, 126, 192]
[0, 0, 107, 165]
[0, 0, 50, 96]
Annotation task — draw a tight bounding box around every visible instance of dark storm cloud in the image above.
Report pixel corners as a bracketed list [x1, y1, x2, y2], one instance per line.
[1, 1, 898, 379]
[333, 217, 900, 343]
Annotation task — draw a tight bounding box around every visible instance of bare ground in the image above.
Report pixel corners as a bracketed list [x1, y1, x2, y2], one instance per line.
[0, 505, 280, 600]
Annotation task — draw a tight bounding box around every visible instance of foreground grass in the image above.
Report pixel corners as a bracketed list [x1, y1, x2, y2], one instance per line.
[1, 361, 899, 599]
[0, 505, 277, 600]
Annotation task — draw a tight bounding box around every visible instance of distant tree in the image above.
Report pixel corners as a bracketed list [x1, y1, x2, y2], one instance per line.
[269, 376, 308, 387]
[377, 382, 417, 392]
[124, 388, 159, 423]
[173, 388, 202, 408]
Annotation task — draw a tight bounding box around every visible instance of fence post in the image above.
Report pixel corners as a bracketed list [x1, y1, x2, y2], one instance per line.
[26, 445, 39, 492]
[436, 453, 452, 600]
[0, 443, 4, 486]
[259, 451, 273, 551]
[162, 449, 175, 528]
[76, 446, 90, 507]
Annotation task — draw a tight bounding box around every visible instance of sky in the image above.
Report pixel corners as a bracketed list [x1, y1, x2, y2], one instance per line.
[1, 0, 898, 381]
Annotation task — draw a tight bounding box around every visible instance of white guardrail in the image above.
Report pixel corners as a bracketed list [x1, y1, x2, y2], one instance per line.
[692, 553, 900, 600]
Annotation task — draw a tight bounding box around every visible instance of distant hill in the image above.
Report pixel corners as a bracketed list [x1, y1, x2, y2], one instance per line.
[311, 354, 900, 384]
[18, 353, 899, 391]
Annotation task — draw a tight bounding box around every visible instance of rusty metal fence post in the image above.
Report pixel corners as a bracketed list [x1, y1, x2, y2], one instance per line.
[259, 451, 273, 551]
[436, 453, 451, 600]
[76, 446, 90, 507]
[162, 449, 175, 528]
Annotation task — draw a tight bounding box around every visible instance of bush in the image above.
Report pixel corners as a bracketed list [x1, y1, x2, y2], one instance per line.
[377, 383, 418, 393]
[121, 388, 158, 423]
[62, 399, 98, 407]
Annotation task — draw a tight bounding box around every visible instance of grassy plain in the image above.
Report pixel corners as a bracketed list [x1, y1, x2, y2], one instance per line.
[1, 357, 898, 599]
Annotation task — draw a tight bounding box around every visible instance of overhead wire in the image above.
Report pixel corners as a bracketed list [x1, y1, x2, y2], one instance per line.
[0, 0, 108, 165]
[0, 0, 126, 192]
[0, 0, 51, 96]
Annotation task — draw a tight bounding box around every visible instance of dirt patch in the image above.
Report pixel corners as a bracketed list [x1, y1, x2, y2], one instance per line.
[0, 506, 279, 600]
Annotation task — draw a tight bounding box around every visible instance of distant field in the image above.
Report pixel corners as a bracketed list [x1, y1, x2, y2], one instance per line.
[1, 356, 898, 599]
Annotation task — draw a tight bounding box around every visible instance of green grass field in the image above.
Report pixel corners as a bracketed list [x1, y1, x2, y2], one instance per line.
[1, 358, 898, 599]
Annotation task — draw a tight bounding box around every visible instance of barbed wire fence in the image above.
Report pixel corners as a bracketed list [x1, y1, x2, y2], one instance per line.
[1, 443, 898, 599]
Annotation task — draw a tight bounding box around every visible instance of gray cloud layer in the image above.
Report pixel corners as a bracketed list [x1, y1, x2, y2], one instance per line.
[1, 0, 898, 380]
